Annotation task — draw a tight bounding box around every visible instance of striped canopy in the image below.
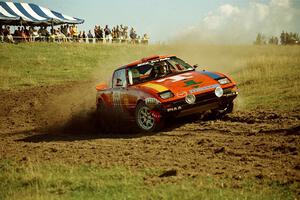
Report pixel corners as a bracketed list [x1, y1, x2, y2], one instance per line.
[0, 1, 84, 26]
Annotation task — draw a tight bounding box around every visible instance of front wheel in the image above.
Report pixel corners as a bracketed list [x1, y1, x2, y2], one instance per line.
[211, 101, 234, 119]
[135, 102, 163, 132]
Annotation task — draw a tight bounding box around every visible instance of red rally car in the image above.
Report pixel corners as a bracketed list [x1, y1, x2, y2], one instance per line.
[96, 55, 238, 132]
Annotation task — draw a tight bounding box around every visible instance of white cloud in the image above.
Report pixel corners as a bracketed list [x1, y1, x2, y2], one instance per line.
[254, 3, 269, 21]
[219, 4, 240, 16]
[271, 0, 290, 8]
[175, 0, 300, 44]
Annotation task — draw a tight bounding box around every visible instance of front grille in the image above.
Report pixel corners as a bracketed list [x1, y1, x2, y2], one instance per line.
[195, 91, 216, 102]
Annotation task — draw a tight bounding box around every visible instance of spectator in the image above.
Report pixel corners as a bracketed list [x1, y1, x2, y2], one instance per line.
[0, 23, 149, 44]
[3, 26, 14, 43]
[14, 27, 21, 38]
[130, 27, 137, 43]
[142, 33, 149, 44]
[0, 25, 3, 42]
[57, 28, 67, 42]
[21, 27, 28, 42]
[49, 28, 56, 42]
[71, 25, 78, 41]
[87, 30, 93, 38]
[87, 30, 93, 43]
[39, 26, 50, 41]
[104, 25, 111, 40]
[29, 26, 39, 42]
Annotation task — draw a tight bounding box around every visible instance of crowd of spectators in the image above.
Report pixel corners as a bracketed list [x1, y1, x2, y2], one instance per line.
[0, 24, 149, 44]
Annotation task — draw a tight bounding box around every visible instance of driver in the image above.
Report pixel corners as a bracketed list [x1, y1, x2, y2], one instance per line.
[152, 62, 169, 78]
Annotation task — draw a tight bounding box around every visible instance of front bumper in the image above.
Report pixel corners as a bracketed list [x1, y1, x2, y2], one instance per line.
[157, 87, 238, 117]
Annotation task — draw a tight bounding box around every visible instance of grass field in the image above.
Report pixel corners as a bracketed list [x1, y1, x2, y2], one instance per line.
[0, 160, 297, 200]
[0, 43, 299, 199]
[1, 43, 299, 110]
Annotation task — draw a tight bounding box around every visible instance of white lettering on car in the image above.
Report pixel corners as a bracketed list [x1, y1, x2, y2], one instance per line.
[189, 84, 220, 94]
[167, 106, 182, 112]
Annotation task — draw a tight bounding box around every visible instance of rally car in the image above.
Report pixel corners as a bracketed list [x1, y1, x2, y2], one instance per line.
[95, 55, 238, 132]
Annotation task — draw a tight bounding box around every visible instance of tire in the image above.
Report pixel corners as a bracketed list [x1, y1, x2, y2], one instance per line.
[135, 102, 163, 132]
[211, 102, 234, 119]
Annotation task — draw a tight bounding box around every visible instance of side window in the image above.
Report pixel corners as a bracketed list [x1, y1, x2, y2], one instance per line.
[112, 69, 127, 88]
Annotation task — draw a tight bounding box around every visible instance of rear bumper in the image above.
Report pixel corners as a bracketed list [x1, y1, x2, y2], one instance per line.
[158, 87, 237, 117]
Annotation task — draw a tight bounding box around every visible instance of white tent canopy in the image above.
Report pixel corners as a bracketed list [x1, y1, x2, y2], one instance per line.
[0, 1, 84, 26]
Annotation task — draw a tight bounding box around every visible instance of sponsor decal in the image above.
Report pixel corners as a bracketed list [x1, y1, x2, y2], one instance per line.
[189, 84, 220, 94]
[156, 73, 193, 83]
[199, 71, 222, 79]
[167, 106, 182, 112]
[142, 83, 169, 93]
[177, 91, 187, 98]
[184, 80, 202, 87]
[113, 91, 123, 112]
[149, 110, 162, 122]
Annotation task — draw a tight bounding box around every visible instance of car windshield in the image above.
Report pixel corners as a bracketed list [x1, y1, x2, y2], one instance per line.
[128, 57, 194, 85]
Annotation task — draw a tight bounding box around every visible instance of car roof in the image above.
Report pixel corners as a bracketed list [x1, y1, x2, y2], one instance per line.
[116, 54, 176, 71]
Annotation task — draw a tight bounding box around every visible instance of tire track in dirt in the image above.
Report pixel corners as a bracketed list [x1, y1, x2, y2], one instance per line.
[0, 83, 299, 191]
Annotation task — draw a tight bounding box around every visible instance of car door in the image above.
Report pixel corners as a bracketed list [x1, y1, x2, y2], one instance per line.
[112, 68, 128, 113]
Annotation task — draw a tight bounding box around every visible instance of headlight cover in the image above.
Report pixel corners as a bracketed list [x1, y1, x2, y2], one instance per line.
[218, 78, 230, 85]
[159, 90, 174, 99]
[215, 86, 223, 97]
[185, 93, 196, 104]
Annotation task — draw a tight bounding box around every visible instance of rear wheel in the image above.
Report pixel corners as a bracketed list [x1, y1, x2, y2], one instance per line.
[135, 102, 163, 132]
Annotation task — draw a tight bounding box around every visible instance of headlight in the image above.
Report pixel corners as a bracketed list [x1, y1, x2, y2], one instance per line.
[215, 86, 223, 97]
[218, 78, 230, 85]
[159, 91, 174, 99]
[185, 94, 196, 104]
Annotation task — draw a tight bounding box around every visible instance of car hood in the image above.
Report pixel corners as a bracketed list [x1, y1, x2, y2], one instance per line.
[136, 70, 224, 97]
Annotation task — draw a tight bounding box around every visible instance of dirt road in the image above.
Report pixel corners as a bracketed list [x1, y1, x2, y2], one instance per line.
[0, 83, 299, 188]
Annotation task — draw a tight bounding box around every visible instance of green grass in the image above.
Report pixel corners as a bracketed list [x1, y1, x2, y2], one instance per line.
[0, 160, 297, 200]
[0, 43, 161, 89]
[1, 43, 299, 110]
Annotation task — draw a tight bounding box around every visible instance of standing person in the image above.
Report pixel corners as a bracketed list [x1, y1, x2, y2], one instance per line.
[142, 33, 149, 44]
[71, 25, 78, 41]
[104, 25, 111, 42]
[82, 30, 87, 42]
[87, 30, 93, 43]
[3, 26, 14, 43]
[0, 25, 4, 42]
[115, 25, 120, 40]
[130, 27, 137, 43]
[21, 27, 28, 42]
[99, 26, 103, 39]
[94, 25, 99, 39]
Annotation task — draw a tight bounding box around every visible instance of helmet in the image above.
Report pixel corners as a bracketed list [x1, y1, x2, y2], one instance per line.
[156, 62, 168, 77]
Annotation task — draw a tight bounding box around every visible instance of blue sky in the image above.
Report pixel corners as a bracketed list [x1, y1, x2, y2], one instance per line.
[17, 0, 300, 43]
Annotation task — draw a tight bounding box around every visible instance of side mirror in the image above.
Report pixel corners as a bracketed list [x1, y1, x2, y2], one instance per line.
[193, 64, 199, 69]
